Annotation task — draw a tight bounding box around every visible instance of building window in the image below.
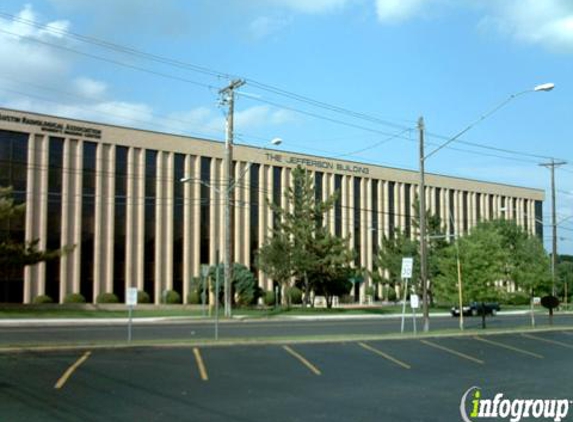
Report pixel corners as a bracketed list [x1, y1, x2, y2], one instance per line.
[354, 178, 361, 265]
[46, 137, 64, 303]
[334, 175, 343, 236]
[435, 188, 441, 220]
[114, 146, 128, 301]
[315, 171, 323, 228]
[523, 200, 528, 232]
[388, 181, 395, 238]
[463, 191, 469, 233]
[512, 198, 517, 221]
[144, 150, 157, 302]
[250, 163, 260, 269]
[449, 190, 455, 238]
[81, 141, 97, 303]
[404, 183, 411, 238]
[272, 167, 282, 228]
[489, 194, 494, 219]
[476, 193, 481, 223]
[371, 180, 378, 255]
[535, 200, 543, 239]
[173, 153, 185, 297]
[200, 157, 211, 265]
[0, 130, 28, 303]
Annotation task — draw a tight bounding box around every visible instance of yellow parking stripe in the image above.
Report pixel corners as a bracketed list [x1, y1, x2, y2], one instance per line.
[474, 336, 543, 359]
[420, 340, 484, 365]
[54, 351, 91, 389]
[283, 345, 321, 376]
[522, 333, 573, 349]
[193, 347, 209, 381]
[358, 342, 411, 369]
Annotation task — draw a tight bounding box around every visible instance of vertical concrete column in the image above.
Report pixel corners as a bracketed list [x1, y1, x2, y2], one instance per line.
[135, 149, 146, 291]
[243, 164, 251, 269]
[125, 147, 135, 290]
[154, 151, 164, 302]
[341, 176, 349, 238]
[93, 143, 104, 302]
[71, 140, 82, 295]
[192, 156, 201, 278]
[105, 145, 115, 295]
[325, 173, 335, 234]
[165, 152, 174, 291]
[365, 179, 373, 276]
[210, 158, 221, 265]
[398, 183, 405, 232]
[24, 134, 48, 303]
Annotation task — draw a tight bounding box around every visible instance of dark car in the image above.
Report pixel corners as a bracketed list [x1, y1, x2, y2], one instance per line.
[451, 302, 500, 317]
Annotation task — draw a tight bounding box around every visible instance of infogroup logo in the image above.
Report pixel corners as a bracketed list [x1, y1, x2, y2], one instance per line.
[460, 387, 571, 422]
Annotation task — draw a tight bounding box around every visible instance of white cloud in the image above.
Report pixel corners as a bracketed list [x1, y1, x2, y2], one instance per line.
[375, 0, 429, 23]
[249, 16, 292, 39]
[478, 0, 573, 53]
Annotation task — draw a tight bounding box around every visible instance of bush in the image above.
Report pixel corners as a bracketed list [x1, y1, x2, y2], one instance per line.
[286, 286, 303, 305]
[33, 295, 53, 304]
[506, 291, 530, 306]
[365, 286, 376, 298]
[263, 290, 276, 306]
[164, 290, 181, 304]
[137, 290, 151, 304]
[64, 293, 86, 304]
[386, 286, 397, 302]
[96, 292, 119, 304]
[187, 291, 201, 305]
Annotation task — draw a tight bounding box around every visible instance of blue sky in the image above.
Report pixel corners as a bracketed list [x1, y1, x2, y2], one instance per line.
[0, 0, 572, 253]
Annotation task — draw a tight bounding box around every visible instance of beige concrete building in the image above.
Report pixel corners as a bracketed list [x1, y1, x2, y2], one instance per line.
[0, 108, 544, 304]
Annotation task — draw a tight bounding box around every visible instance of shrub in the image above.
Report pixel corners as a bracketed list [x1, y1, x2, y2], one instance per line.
[506, 291, 530, 306]
[64, 293, 86, 304]
[365, 286, 376, 298]
[164, 290, 182, 304]
[33, 295, 53, 304]
[263, 290, 276, 306]
[286, 286, 303, 305]
[96, 292, 119, 304]
[137, 290, 151, 304]
[187, 291, 201, 305]
[386, 287, 397, 302]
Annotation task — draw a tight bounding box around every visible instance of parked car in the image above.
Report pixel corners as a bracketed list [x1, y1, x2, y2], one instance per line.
[451, 302, 500, 317]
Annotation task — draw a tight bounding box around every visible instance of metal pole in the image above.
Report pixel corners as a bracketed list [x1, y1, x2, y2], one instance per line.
[456, 241, 464, 331]
[540, 159, 566, 296]
[418, 117, 429, 332]
[400, 278, 409, 334]
[215, 251, 220, 341]
[221, 79, 245, 319]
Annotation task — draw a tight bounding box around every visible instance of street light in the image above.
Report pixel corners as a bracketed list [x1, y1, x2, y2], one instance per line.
[418, 82, 555, 333]
[181, 138, 283, 316]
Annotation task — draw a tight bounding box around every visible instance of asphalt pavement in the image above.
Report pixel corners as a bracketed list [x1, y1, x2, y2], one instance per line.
[2, 330, 573, 421]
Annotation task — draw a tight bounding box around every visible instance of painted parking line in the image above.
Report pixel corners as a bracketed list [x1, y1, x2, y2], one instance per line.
[522, 333, 573, 349]
[358, 342, 411, 369]
[54, 351, 91, 389]
[473, 336, 543, 359]
[193, 347, 209, 381]
[420, 340, 484, 365]
[282, 345, 321, 376]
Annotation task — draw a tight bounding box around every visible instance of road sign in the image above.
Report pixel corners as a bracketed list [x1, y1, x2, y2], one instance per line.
[401, 257, 414, 279]
[410, 294, 420, 309]
[126, 287, 138, 306]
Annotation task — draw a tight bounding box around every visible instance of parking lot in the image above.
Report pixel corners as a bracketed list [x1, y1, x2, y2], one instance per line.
[2, 330, 573, 422]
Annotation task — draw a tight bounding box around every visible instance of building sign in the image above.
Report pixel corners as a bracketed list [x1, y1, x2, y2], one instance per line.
[265, 153, 370, 175]
[0, 112, 102, 139]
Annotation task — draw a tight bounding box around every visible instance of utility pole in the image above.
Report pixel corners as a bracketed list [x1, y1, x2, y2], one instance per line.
[540, 159, 567, 296]
[418, 116, 429, 333]
[220, 79, 245, 318]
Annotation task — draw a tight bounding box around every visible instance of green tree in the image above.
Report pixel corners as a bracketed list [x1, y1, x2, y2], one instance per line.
[208, 263, 261, 306]
[257, 166, 354, 307]
[557, 259, 573, 306]
[434, 222, 507, 328]
[0, 187, 66, 282]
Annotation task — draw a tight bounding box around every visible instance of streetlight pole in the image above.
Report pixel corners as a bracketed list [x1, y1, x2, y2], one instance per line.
[220, 79, 245, 318]
[417, 82, 554, 332]
[540, 158, 567, 296]
[418, 117, 429, 332]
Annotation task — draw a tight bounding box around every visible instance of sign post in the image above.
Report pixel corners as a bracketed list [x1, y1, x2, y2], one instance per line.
[400, 257, 414, 334]
[126, 287, 138, 343]
[410, 294, 420, 335]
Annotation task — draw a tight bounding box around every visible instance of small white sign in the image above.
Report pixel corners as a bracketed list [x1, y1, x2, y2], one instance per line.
[401, 257, 414, 279]
[533, 297, 541, 306]
[410, 294, 420, 309]
[126, 287, 138, 306]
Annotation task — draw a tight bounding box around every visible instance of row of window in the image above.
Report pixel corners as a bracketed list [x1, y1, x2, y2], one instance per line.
[0, 129, 543, 302]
